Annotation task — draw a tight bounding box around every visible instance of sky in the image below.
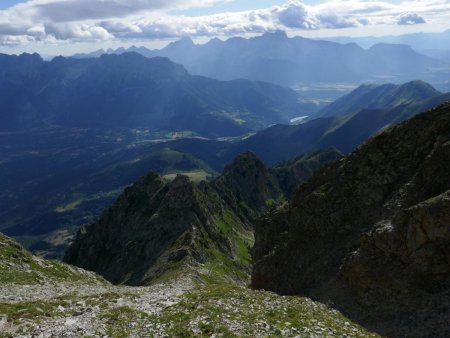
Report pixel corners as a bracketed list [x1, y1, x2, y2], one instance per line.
[0, 0, 449, 55]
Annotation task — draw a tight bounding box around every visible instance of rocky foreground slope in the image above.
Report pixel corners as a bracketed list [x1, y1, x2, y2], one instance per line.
[1, 233, 378, 337]
[252, 103, 450, 337]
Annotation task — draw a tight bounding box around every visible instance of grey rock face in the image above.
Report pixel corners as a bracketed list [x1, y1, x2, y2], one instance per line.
[252, 103, 450, 337]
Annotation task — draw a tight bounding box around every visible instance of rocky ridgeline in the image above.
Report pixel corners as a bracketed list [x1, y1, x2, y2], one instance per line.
[252, 103, 450, 337]
[64, 150, 340, 286]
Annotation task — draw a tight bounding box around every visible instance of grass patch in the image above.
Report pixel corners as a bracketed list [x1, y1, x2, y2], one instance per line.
[154, 282, 380, 337]
[214, 210, 238, 236]
[204, 247, 249, 284]
[0, 234, 104, 285]
[54, 199, 84, 213]
[0, 298, 70, 324]
[204, 209, 254, 284]
[100, 306, 154, 337]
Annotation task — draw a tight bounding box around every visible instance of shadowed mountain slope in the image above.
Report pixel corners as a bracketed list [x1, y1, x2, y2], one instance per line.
[252, 103, 450, 337]
[0, 52, 306, 138]
[316, 80, 441, 118]
[229, 87, 449, 164]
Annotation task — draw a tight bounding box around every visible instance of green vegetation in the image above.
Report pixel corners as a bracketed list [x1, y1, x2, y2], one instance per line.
[0, 299, 70, 325]
[0, 235, 103, 285]
[151, 283, 380, 337]
[204, 247, 249, 284]
[213, 111, 249, 126]
[200, 209, 255, 285]
[0, 231, 381, 337]
[100, 306, 152, 337]
[54, 198, 84, 213]
[214, 210, 238, 236]
[235, 235, 252, 266]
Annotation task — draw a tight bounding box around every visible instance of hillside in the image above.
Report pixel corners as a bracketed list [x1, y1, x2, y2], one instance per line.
[229, 83, 449, 164]
[0, 233, 103, 287]
[252, 103, 450, 337]
[74, 31, 436, 87]
[271, 149, 343, 197]
[0, 128, 229, 258]
[316, 80, 441, 118]
[0, 52, 307, 137]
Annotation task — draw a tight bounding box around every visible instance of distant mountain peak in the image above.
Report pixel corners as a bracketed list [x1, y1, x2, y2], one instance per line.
[368, 42, 416, 52]
[316, 80, 441, 119]
[393, 80, 441, 100]
[223, 151, 264, 173]
[169, 36, 195, 48]
[18, 52, 43, 62]
[262, 30, 288, 39]
[399, 79, 438, 90]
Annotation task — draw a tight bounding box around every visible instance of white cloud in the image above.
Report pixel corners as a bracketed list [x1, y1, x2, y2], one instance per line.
[44, 23, 114, 40]
[275, 2, 318, 29]
[0, 0, 448, 46]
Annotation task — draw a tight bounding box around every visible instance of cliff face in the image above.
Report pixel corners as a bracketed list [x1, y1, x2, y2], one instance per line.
[252, 103, 450, 337]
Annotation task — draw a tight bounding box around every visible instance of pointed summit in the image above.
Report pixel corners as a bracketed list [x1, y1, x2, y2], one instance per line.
[263, 30, 288, 39]
[168, 36, 195, 48]
[213, 152, 283, 221]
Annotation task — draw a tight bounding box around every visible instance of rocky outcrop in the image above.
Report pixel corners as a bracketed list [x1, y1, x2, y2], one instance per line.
[64, 173, 231, 285]
[252, 103, 450, 337]
[212, 152, 284, 222]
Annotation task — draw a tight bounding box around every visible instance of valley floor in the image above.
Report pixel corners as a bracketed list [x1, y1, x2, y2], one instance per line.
[0, 270, 379, 338]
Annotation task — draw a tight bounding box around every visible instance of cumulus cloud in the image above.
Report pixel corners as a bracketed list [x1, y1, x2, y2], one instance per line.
[0, 0, 447, 46]
[44, 22, 113, 40]
[397, 12, 426, 25]
[276, 2, 318, 29]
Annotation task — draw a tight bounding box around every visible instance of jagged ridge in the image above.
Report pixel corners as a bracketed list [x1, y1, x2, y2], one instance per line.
[64, 150, 340, 285]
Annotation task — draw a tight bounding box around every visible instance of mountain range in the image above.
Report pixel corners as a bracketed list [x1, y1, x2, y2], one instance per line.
[2, 79, 448, 258]
[1, 27, 450, 337]
[324, 29, 450, 58]
[315, 80, 441, 118]
[72, 31, 439, 87]
[59, 100, 450, 337]
[0, 52, 309, 138]
[227, 80, 450, 164]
